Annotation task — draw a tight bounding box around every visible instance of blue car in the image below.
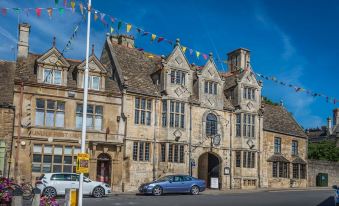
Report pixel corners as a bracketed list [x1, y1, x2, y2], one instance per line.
[333, 185, 339, 206]
[138, 175, 206, 196]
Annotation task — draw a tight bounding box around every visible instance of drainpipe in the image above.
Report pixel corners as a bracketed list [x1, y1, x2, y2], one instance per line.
[14, 82, 23, 182]
[229, 112, 233, 190]
[121, 89, 127, 192]
[188, 103, 192, 176]
[257, 115, 262, 188]
[152, 98, 158, 180]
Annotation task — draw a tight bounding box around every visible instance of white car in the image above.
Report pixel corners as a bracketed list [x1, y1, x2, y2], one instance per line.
[36, 173, 112, 198]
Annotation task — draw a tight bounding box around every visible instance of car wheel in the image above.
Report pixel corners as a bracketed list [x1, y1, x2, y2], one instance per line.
[43, 187, 57, 198]
[190, 185, 200, 195]
[152, 186, 163, 196]
[92, 186, 105, 198]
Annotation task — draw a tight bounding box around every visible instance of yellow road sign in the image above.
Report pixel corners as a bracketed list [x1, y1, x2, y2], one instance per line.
[76, 153, 89, 174]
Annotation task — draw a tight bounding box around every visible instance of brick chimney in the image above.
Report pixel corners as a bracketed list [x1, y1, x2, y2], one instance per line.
[227, 48, 250, 72]
[110, 34, 134, 48]
[17, 23, 31, 59]
[333, 108, 339, 126]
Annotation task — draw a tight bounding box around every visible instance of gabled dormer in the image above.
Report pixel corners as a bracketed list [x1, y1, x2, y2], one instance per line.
[161, 39, 193, 100]
[198, 53, 224, 109]
[36, 38, 70, 86]
[76, 46, 108, 91]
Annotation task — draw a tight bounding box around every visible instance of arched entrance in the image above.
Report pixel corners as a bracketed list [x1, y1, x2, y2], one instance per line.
[198, 152, 221, 189]
[96, 153, 111, 185]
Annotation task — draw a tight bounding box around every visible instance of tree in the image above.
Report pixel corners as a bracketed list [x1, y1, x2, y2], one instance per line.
[308, 141, 339, 161]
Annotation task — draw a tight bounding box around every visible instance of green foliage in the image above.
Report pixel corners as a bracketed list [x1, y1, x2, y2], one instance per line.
[262, 96, 279, 106]
[308, 141, 339, 161]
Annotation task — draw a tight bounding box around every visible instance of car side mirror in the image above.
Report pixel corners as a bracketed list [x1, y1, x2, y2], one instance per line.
[332, 185, 338, 189]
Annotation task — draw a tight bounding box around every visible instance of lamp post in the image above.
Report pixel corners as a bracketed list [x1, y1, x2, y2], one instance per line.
[78, 0, 91, 205]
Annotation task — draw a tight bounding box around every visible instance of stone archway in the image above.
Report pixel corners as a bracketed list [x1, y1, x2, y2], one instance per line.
[198, 152, 221, 189]
[96, 153, 112, 185]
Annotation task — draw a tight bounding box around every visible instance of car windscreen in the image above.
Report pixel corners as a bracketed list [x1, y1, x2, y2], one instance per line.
[157, 176, 172, 182]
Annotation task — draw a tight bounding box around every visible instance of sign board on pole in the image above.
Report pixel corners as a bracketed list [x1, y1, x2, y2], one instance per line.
[76, 153, 89, 174]
[210, 177, 219, 189]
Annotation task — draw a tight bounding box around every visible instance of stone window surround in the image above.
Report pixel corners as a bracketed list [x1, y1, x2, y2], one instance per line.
[204, 80, 218, 95]
[235, 113, 256, 138]
[274, 137, 282, 154]
[235, 150, 256, 169]
[77, 70, 106, 92]
[291, 140, 298, 156]
[170, 69, 186, 85]
[35, 98, 65, 128]
[292, 163, 306, 179]
[75, 103, 103, 131]
[132, 141, 151, 162]
[161, 99, 185, 129]
[134, 97, 152, 126]
[272, 162, 289, 178]
[201, 111, 223, 140]
[37, 63, 68, 86]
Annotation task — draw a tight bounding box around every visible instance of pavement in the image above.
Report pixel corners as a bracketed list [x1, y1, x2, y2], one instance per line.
[51, 187, 335, 206]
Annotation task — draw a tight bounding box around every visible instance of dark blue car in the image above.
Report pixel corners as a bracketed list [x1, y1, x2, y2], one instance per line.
[138, 175, 206, 196]
[333, 185, 339, 206]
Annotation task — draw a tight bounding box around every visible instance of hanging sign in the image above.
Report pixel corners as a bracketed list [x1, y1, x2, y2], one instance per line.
[76, 153, 89, 174]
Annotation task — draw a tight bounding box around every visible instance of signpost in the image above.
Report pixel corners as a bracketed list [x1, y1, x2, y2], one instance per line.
[76, 153, 89, 174]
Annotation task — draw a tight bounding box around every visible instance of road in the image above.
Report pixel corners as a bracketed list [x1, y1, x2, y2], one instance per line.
[79, 189, 334, 206]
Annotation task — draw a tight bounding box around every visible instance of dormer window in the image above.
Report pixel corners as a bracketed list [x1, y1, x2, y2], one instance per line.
[170, 70, 186, 85]
[243, 87, 255, 100]
[43, 68, 62, 85]
[204, 81, 217, 95]
[82, 75, 101, 90]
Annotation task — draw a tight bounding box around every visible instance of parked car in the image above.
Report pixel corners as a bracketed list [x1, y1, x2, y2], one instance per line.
[36, 173, 111, 198]
[138, 175, 206, 196]
[333, 185, 339, 206]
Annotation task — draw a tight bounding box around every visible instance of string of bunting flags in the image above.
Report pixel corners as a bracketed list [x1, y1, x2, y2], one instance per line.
[1, 1, 337, 105]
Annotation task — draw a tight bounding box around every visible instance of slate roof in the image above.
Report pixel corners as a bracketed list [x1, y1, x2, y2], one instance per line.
[291, 156, 307, 164]
[267, 154, 290, 162]
[14, 52, 120, 94]
[106, 39, 162, 97]
[0, 61, 15, 105]
[263, 103, 307, 138]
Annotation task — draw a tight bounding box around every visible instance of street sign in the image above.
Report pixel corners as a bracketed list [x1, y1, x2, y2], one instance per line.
[213, 134, 221, 146]
[191, 159, 196, 167]
[76, 153, 89, 174]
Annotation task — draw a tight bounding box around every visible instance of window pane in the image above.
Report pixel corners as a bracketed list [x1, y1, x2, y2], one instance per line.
[135, 98, 140, 109]
[57, 102, 65, 111]
[133, 142, 138, 161]
[54, 155, 62, 164]
[42, 164, 51, 173]
[47, 100, 55, 109]
[35, 109, 45, 126]
[64, 156, 72, 164]
[145, 143, 150, 161]
[139, 142, 144, 161]
[33, 145, 42, 153]
[86, 114, 93, 128]
[44, 145, 52, 154]
[87, 105, 94, 114]
[141, 99, 146, 110]
[204, 82, 208, 93]
[92, 76, 100, 90]
[63, 165, 72, 173]
[64, 146, 72, 155]
[76, 114, 82, 129]
[36, 99, 45, 109]
[76, 104, 83, 113]
[147, 100, 152, 110]
[95, 115, 102, 130]
[74, 147, 80, 155]
[53, 165, 62, 173]
[44, 69, 52, 83]
[43, 155, 52, 163]
[54, 146, 62, 155]
[95, 106, 103, 115]
[45, 110, 54, 127]
[170, 71, 175, 83]
[33, 154, 42, 162]
[55, 111, 64, 127]
[134, 110, 139, 124]
[146, 112, 151, 126]
[140, 111, 145, 124]
[54, 70, 62, 85]
[32, 164, 41, 173]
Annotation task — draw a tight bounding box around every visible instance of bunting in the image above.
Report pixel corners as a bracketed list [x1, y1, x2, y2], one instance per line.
[35, 8, 42, 17]
[117, 21, 122, 30]
[79, 3, 84, 15]
[157, 37, 164, 43]
[47, 8, 53, 17]
[126, 23, 132, 33]
[110, 27, 114, 34]
[70, 1, 75, 12]
[196, 51, 200, 58]
[182, 46, 187, 53]
[151, 34, 156, 41]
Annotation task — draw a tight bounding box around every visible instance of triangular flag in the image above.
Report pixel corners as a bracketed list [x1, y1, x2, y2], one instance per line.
[182, 46, 187, 53]
[126, 24, 132, 33]
[166, 40, 173, 45]
[117, 21, 122, 30]
[79, 3, 84, 15]
[110, 16, 115, 23]
[110, 27, 114, 34]
[137, 28, 142, 34]
[94, 12, 98, 21]
[47, 8, 53, 17]
[202, 53, 208, 60]
[59, 8, 64, 14]
[157, 37, 164, 43]
[100, 13, 107, 25]
[189, 49, 193, 55]
[64, 0, 67, 7]
[71, 1, 75, 12]
[24, 8, 29, 16]
[1, 8, 7, 16]
[196, 51, 200, 58]
[55, 0, 59, 5]
[35, 8, 42, 17]
[13, 8, 20, 14]
[142, 31, 150, 36]
[151, 34, 156, 41]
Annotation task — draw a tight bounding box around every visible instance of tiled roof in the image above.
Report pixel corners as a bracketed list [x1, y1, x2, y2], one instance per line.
[263, 103, 307, 138]
[292, 156, 307, 164]
[0, 61, 15, 105]
[267, 154, 290, 162]
[107, 39, 162, 97]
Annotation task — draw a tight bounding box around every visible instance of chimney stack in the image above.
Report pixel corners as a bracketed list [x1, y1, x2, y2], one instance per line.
[327, 117, 332, 134]
[333, 108, 339, 126]
[110, 34, 135, 48]
[17, 23, 31, 59]
[227, 48, 250, 72]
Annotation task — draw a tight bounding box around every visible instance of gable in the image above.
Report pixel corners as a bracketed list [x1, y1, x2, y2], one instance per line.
[78, 55, 107, 74]
[201, 58, 222, 82]
[240, 70, 259, 87]
[166, 46, 190, 70]
[36, 47, 70, 67]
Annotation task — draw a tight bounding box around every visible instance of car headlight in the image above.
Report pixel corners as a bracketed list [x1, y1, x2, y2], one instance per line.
[104, 184, 110, 188]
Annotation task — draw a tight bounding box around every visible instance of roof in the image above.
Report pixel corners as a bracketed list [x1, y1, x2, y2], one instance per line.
[15, 52, 120, 94]
[106, 39, 162, 97]
[0, 60, 15, 105]
[291, 156, 307, 164]
[267, 154, 290, 162]
[263, 103, 307, 138]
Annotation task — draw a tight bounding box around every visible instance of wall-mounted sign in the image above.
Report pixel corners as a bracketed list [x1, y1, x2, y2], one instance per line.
[224, 167, 230, 175]
[76, 153, 89, 174]
[210, 177, 219, 189]
[191, 159, 196, 167]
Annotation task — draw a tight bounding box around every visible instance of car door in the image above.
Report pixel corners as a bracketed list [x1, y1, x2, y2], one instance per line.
[161, 176, 174, 193]
[182, 176, 193, 193]
[170, 176, 185, 193]
[52, 173, 73, 195]
[71, 174, 92, 195]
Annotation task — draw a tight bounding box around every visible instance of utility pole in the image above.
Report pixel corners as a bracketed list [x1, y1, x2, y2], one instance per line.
[14, 82, 23, 182]
[78, 0, 91, 205]
[188, 104, 192, 176]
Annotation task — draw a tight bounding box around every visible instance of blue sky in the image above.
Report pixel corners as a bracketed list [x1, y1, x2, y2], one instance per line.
[1, 0, 338, 129]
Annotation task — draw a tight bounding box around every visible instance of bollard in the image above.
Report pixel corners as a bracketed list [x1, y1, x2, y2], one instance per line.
[64, 188, 78, 206]
[11, 188, 23, 206]
[31, 187, 41, 206]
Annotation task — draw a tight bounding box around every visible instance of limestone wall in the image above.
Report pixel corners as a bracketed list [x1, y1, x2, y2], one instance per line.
[308, 160, 339, 187]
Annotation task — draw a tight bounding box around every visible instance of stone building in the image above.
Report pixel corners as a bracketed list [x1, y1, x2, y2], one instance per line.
[262, 103, 308, 188]
[0, 23, 309, 191]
